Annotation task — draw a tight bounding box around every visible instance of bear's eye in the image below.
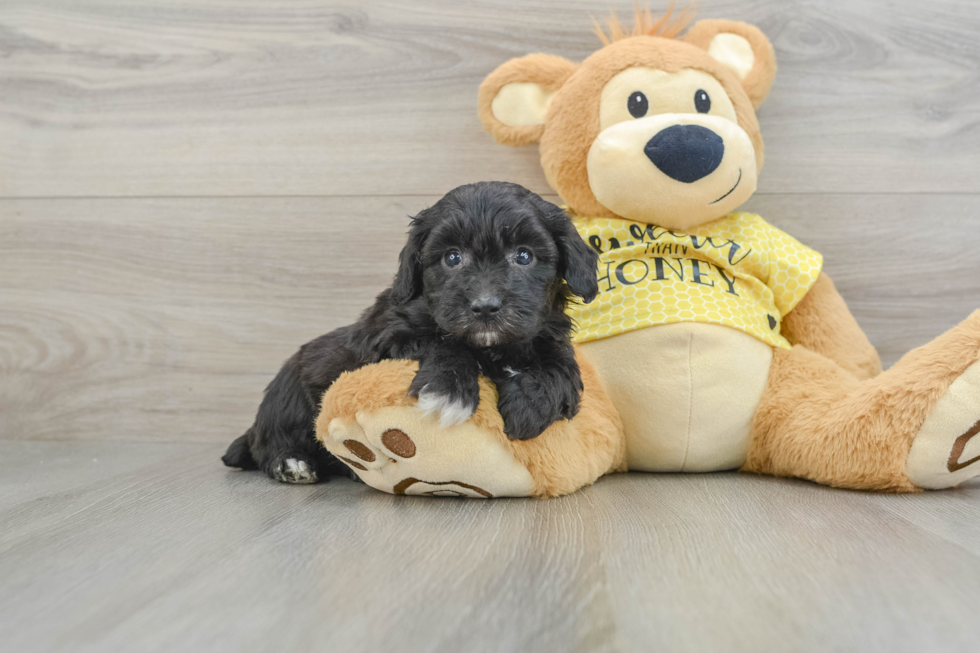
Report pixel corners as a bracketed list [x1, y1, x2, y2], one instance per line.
[514, 248, 533, 266]
[627, 91, 648, 118]
[444, 249, 462, 268]
[694, 89, 711, 114]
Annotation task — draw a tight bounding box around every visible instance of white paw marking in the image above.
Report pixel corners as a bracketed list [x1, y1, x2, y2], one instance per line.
[415, 385, 475, 427]
[279, 458, 317, 484]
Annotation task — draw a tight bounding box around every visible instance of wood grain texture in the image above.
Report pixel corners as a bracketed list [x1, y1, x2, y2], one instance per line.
[2, 194, 978, 443]
[3, 0, 980, 197]
[3, 4, 979, 651]
[0, 441, 978, 653]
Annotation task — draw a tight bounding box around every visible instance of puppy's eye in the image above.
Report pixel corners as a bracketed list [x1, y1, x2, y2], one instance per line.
[514, 248, 533, 266]
[444, 250, 462, 268]
[694, 89, 711, 114]
[627, 91, 648, 118]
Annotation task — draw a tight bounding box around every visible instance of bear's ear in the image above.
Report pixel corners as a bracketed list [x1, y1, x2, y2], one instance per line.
[684, 20, 777, 109]
[478, 54, 579, 147]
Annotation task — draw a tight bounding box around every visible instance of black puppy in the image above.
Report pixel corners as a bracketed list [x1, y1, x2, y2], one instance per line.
[222, 181, 599, 483]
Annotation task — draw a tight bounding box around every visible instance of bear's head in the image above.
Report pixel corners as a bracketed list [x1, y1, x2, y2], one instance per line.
[478, 9, 776, 230]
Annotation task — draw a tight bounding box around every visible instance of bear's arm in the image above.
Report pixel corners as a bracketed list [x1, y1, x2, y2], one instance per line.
[780, 272, 882, 380]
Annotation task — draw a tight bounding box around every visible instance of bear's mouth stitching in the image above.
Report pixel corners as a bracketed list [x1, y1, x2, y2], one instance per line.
[709, 168, 742, 205]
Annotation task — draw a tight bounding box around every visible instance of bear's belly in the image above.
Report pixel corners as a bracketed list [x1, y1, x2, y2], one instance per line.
[579, 322, 772, 472]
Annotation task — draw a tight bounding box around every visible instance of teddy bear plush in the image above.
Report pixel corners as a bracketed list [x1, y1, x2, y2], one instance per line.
[314, 9, 980, 498]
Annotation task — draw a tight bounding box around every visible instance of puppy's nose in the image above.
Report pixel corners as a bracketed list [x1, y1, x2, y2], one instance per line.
[470, 296, 501, 319]
[644, 124, 724, 183]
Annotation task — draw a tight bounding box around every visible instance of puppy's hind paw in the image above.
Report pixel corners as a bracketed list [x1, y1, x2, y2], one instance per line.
[270, 455, 319, 484]
[415, 385, 476, 427]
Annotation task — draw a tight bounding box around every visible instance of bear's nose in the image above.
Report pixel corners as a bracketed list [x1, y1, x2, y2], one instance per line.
[644, 124, 725, 183]
[470, 296, 502, 319]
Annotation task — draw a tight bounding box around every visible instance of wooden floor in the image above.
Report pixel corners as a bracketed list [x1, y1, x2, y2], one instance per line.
[3, 1, 980, 651]
[0, 441, 977, 652]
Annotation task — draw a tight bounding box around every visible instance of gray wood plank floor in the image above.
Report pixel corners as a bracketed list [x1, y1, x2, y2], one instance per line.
[2, 1, 980, 651]
[1, 441, 978, 653]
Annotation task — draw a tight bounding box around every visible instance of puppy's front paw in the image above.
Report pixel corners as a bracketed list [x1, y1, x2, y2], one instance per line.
[408, 370, 480, 427]
[408, 350, 480, 428]
[408, 370, 480, 428]
[415, 386, 477, 427]
[497, 373, 581, 441]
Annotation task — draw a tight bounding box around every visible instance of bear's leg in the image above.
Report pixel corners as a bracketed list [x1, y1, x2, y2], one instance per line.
[744, 311, 980, 491]
[315, 353, 625, 498]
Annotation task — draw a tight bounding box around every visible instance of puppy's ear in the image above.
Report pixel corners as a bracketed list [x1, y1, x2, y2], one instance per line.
[391, 211, 430, 304]
[534, 197, 599, 303]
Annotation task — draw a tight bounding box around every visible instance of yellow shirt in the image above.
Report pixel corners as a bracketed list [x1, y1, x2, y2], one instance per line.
[569, 212, 823, 349]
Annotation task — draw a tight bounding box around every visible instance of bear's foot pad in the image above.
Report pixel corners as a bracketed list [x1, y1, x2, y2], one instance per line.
[318, 405, 535, 498]
[908, 360, 980, 489]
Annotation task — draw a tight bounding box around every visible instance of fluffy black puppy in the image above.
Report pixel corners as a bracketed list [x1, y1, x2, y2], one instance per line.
[222, 181, 599, 483]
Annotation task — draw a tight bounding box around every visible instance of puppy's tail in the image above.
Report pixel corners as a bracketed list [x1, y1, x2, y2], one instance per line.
[222, 429, 258, 470]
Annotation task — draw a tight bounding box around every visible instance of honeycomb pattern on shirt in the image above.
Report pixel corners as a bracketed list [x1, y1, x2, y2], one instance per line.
[568, 212, 823, 349]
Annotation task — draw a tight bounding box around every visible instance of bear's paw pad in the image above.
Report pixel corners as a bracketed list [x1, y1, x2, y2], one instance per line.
[317, 405, 535, 498]
[908, 360, 980, 489]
